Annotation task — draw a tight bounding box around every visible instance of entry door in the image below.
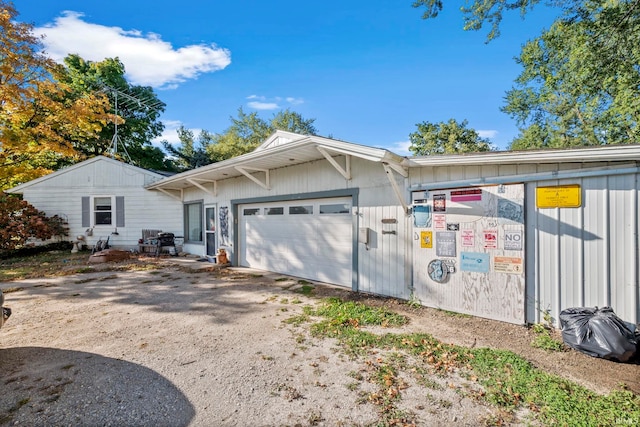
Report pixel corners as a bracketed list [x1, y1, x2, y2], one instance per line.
[205, 206, 216, 256]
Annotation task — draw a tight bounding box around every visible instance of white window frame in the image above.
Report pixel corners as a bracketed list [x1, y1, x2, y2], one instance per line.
[91, 195, 116, 227]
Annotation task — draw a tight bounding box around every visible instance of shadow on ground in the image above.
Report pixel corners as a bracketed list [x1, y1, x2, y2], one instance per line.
[0, 347, 195, 426]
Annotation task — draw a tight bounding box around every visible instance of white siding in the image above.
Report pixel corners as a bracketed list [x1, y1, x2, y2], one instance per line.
[19, 159, 182, 250]
[409, 163, 640, 326]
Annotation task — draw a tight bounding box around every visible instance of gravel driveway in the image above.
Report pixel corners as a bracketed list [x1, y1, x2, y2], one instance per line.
[2, 259, 637, 426]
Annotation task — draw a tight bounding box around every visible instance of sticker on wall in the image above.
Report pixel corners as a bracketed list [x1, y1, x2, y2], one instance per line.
[536, 185, 581, 208]
[461, 229, 475, 247]
[436, 231, 457, 257]
[494, 256, 523, 274]
[219, 206, 230, 246]
[446, 223, 459, 231]
[498, 199, 524, 224]
[413, 205, 432, 228]
[483, 230, 498, 249]
[504, 230, 523, 251]
[428, 259, 450, 283]
[433, 194, 447, 212]
[420, 231, 433, 248]
[433, 214, 446, 230]
[450, 188, 482, 202]
[460, 252, 490, 273]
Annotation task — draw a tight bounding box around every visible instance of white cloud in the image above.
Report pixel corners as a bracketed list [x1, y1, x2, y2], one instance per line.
[246, 95, 305, 111]
[35, 11, 231, 88]
[151, 120, 197, 147]
[247, 101, 279, 110]
[477, 129, 498, 139]
[389, 140, 412, 156]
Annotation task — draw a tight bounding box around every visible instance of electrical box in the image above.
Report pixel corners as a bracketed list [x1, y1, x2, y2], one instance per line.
[358, 227, 370, 245]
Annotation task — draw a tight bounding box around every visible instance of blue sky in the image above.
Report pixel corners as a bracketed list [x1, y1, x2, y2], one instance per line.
[13, 1, 559, 154]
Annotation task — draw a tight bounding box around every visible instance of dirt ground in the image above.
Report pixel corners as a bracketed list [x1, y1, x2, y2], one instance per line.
[0, 257, 638, 426]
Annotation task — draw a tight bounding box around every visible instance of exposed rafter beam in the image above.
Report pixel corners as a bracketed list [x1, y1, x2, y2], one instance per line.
[235, 166, 270, 190]
[382, 163, 409, 213]
[156, 187, 183, 201]
[383, 161, 408, 178]
[186, 178, 217, 196]
[317, 146, 351, 180]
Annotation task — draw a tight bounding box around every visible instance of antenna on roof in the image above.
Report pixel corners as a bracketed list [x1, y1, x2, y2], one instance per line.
[96, 82, 164, 163]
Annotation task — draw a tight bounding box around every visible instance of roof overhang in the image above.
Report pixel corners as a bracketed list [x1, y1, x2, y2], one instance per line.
[403, 144, 640, 168]
[146, 134, 406, 194]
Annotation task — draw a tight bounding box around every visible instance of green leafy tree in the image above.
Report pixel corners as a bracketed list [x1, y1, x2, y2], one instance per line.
[409, 119, 493, 155]
[505, 1, 640, 149]
[206, 108, 319, 163]
[0, 2, 110, 190]
[61, 54, 167, 169]
[0, 193, 68, 252]
[411, 0, 582, 41]
[162, 126, 213, 171]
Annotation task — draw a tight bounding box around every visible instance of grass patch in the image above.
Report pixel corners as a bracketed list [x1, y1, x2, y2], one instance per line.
[294, 284, 315, 296]
[530, 323, 566, 352]
[1, 286, 24, 294]
[300, 297, 640, 426]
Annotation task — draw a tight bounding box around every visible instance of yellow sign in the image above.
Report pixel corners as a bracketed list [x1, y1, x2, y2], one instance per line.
[536, 185, 581, 208]
[420, 231, 433, 248]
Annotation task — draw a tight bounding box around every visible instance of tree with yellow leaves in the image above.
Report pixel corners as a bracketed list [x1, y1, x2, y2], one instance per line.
[0, 1, 111, 190]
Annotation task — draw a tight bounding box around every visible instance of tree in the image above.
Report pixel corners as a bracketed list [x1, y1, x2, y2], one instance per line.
[504, 1, 640, 149]
[411, 0, 581, 41]
[162, 126, 213, 171]
[0, 192, 68, 252]
[206, 108, 319, 163]
[0, 2, 110, 190]
[62, 54, 167, 170]
[408, 119, 493, 155]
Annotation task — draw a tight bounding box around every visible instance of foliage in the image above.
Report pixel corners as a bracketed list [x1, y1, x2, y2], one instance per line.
[162, 126, 214, 171]
[302, 297, 640, 425]
[530, 323, 566, 351]
[505, 1, 640, 149]
[411, 0, 583, 41]
[205, 108, 318, 163]
[0, 2, 110, 190]
[408, 118, 493, 155]
[61, 54, 168, 170]
[0, 193, 69, 252]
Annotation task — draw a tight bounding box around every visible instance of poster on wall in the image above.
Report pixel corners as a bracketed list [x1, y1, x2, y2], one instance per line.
[494, 256, 523, 273]
[420, 231, 433, 248]
[504, 230, 523, 250]
[436, 231, 457, 257]
[413, 205, 432, 227]
[461, 229, 475, 247]
[460, 252, 490, 273]
[219, 206, 230, 246]
[498, 199, 524, 223]
[433, 214, 446, 230]
[483, 230, 498, 249]
[433, 194, 446, 212]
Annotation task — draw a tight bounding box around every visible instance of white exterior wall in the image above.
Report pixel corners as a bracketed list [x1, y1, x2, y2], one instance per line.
[409, 162, 640, 326]
[17, 159, 182, 250]
[181, 156, 410, 297]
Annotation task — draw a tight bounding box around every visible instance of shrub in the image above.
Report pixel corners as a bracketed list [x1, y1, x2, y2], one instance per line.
[0, 192, 69, 252]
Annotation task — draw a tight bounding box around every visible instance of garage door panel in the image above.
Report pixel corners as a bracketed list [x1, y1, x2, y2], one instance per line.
[240, 198, 353, 287]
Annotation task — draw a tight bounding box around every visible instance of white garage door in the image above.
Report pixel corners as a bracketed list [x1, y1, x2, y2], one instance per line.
[239, 197, 353, 287]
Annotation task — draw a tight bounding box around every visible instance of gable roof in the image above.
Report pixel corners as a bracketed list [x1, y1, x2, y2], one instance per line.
[7, 156, 167, 194]
[146, 131, 406, 192]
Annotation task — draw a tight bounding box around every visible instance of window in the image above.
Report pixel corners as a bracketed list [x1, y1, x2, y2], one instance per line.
[184, 201, 203, 243]
[243, 208, 260, 216]
[320, 203, 350, 214]
[94, 197, 113, 225]
[265, 207, 283, 215]
[289, 205, 313, 215]
[82, 196, 124, 228]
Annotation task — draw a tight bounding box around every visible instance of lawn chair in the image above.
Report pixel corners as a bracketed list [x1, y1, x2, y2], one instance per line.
[139, 229, 162, 254]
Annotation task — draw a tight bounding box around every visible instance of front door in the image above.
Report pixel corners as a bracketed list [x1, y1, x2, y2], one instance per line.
[205, 206, 216, 257]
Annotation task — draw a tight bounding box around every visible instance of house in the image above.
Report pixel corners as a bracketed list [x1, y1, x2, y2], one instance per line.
[7, 156, 183, 249]
[9, 132, 640, 328]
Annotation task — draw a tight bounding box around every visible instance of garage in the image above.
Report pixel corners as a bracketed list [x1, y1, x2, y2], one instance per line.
[238, 197, 353, 287]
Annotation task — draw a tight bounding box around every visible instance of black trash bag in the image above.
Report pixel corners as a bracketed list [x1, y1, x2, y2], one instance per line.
[559, 306, 638, 362]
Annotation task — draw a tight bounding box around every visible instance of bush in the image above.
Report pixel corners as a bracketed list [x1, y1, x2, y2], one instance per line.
[0, 192, 69, 253]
